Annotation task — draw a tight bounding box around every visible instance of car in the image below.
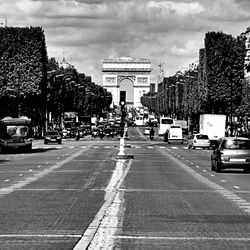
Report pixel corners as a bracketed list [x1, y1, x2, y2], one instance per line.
[144, 127, 151, 135]
[211, 137, 250, 173]
[168, 125, 183, 144]
[91, 127, 99, 138]
[104, 127, 114, 137]
[187, 133, 210, 149]
[44, 130, 62, 144]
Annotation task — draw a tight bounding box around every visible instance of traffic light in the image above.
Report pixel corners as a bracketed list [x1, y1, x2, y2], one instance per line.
[120, 101, 126, 137]
[120, 101, 126, 113]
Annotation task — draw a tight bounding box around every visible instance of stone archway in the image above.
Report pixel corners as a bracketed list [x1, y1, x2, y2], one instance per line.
[119, 78, 134, 105]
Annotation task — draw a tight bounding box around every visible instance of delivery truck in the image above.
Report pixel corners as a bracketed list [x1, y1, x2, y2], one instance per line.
[199, 114, 226, 145]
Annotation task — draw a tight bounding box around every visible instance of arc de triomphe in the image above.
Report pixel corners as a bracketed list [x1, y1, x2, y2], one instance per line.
[102, 57, 152, 108]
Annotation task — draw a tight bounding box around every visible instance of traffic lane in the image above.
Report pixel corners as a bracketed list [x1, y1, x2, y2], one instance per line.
[164, 144, 250, 203]
[0, 145, 82, 190]
[115, 146, 250, 249]
[0, 145, 118, 249]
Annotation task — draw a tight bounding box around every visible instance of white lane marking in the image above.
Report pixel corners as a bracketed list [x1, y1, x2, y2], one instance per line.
[37, 165, 41, 168]
[171, 146, 178, 149]
[113, 235, 250, 241]
[159, 147, 165, 149]
[74, 159, 133, 250]
[202, 170, 207, 172]
[162, 149, 250, 214]
[4, 179, 10, 182]
[28, 169, 33, 172]
[0, 234, 81, 238]
[234, 186, 240, 189]
[69, 146, 75, 149]
[220, 180, 226, 182]
[211, 174, 215, 177]
[105, 146, 111, 148]
[195, 166, 200, 168]
[93, 146, 99, 148]
[19, 174, 23, 176]
[0, 147, 90, 197]
[147, 146, 154, 149]
[81, 146, 86, 148]
[135, 146, 141, 148]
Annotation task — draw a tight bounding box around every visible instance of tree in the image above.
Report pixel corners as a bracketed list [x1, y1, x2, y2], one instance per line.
[0, 26, 48, 124]
[204, 32, 245, 115]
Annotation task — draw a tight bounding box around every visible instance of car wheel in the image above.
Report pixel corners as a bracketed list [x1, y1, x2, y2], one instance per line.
[215, 160, 221, 173]
[44, 140, 47, 144]
[58, 140, 62, 144]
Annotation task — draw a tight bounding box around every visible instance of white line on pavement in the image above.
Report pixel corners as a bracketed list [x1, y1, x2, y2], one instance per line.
[74, 158, 133, 250]
[0, 147, 90, 197]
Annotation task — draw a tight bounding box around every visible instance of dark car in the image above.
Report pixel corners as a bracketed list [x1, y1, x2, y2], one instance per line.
[44, 130, 62, 144]
[211, 137, 250, 173]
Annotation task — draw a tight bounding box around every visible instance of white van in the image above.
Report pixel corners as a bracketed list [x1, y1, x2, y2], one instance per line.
[158, 117, 173, 136]
[168, 125, 183, 144]
[134, 116, 144, 126]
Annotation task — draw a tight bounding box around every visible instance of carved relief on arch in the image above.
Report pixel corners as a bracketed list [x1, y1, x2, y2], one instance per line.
[117, 75, 135, 86]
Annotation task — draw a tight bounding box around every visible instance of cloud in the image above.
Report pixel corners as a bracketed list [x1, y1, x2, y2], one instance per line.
[0, 0, 249, 84]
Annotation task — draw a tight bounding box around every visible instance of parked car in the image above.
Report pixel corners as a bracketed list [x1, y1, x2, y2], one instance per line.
[187, 133, 210, 149]
[168, 125, 183, 144]
[44, 130, 62, 144]
[211, 137, 250, 173]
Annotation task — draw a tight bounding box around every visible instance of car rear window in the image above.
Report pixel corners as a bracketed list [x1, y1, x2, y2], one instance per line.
[222, 139, 250, 149]
[196, 134, 209, 140]
[46, 131, 59, 136]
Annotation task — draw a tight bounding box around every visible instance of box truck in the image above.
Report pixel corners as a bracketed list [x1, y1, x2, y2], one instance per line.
[199, 114, 226, 145]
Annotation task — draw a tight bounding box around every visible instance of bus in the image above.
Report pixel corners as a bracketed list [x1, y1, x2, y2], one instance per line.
[0, 116, 33, 152]
[158, 117, 174, 136]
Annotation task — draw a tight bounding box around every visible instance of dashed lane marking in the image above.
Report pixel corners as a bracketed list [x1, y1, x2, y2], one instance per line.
[0, 146, 90, 197]
[161, 149, 250, 214]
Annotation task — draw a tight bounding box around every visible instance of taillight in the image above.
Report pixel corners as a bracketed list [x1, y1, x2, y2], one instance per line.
[222, 156, 229, 161]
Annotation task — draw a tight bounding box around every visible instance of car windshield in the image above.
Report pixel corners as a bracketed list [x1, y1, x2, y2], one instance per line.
[222, 139, 250, 149]
[7, 125, 29, 137]
[196, 134, 209, 140]
[161, 119, 173, 124]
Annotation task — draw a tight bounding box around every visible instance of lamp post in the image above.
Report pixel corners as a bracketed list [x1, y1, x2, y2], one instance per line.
[230, 80, 233, 133]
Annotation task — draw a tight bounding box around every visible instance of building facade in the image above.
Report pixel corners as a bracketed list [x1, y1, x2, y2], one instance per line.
[102, 57, 152, 108]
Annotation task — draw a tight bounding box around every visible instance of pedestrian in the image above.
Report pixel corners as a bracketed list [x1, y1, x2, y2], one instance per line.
[150, 127, 155, 140]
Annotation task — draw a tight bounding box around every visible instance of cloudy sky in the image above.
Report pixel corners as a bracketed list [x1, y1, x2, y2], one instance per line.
[1, 0, 250, 84]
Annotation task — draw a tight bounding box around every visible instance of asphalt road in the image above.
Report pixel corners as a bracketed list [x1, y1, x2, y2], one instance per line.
[0, 127, 249, 249]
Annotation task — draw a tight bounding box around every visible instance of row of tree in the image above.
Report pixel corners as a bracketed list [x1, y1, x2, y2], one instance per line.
[142, 31, 250, 126]
[0, 26, 112, 128]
